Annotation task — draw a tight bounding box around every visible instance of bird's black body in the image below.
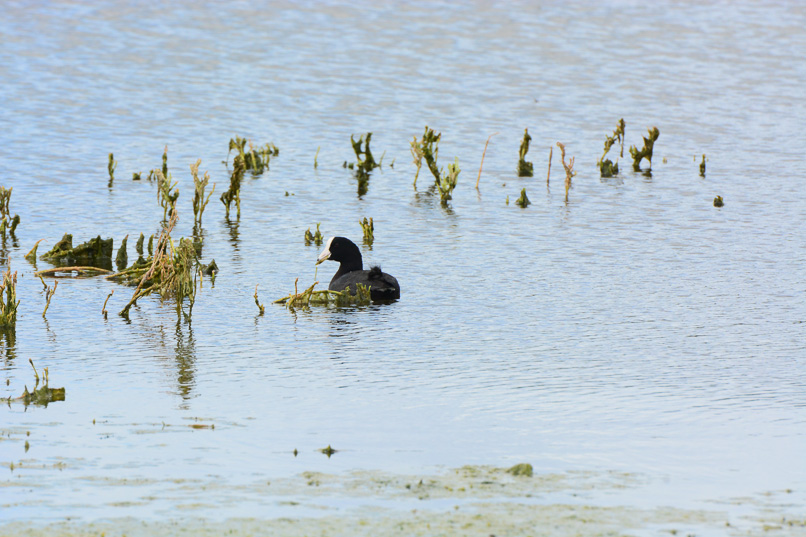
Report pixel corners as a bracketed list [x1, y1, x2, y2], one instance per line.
[317, 237, 400, 301]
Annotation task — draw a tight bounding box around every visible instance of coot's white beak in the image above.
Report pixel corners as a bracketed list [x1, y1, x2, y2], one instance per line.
[316, 237, 333, 265]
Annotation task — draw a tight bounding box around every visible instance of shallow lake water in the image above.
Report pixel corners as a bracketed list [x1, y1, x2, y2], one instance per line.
[1, 1, 805, 534]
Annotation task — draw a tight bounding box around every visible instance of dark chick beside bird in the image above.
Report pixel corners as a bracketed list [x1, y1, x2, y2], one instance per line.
[316, 236, 400, 301]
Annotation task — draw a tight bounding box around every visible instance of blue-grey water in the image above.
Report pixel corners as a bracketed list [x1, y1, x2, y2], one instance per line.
[1, 0, 805, 530]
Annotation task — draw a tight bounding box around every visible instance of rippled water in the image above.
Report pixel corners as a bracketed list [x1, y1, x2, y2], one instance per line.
[1, 0, 805, 529]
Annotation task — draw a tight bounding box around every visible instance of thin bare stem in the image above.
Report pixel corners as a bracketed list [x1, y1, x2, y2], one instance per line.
[546, 146, 553, 186]
[476, 132, 499, 190]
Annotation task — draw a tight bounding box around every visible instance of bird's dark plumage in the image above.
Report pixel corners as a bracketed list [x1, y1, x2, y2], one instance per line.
[316, 237, 400, 301]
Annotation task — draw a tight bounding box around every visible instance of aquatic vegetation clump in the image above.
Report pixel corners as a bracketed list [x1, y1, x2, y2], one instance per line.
[438, 158, 460, 205]
[360, 217, 374, 245]
[108, 152, 117, 181]
[506, 463, 533, 477]
[3, 359, 65, 407]
[40, 234, 114, 269]
[556, 142, 576, 202]
[116, 235, 128, 271]
[227, 136, 278, 174]
[274, 280, 371, 309]
[699, 154, 707, 177]
[0, 263, 19, 328]
[0, 186, 20, 236]
[147, 146, 170, 182]
[221, 155, 245, 218]
[155, 169, 179, 219]
[515, 188, 531, 208]
[713, 196, 724, 207]
[190, 159, 215, 226]
[517, 128, 534, 177]
[411, 126, 442, 187]
[304, 223, 324, 246]
[598, 119, 625, 177]
[346, 133, 380, 173]
[112, 212, 203, 318]
[629, 126, 660, 171]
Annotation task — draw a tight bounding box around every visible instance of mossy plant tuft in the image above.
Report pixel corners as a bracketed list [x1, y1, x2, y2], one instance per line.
[517, 128, 534, 177]
[629, 126, 660, 171]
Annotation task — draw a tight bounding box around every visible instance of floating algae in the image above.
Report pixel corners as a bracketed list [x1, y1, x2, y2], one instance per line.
[517, 128, 534, 177]
[629, 126, 660, 171]
[3, 359, 65, 408]
[40, 234, 114, 270]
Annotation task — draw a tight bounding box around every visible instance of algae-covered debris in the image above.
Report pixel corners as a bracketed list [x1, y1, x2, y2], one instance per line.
[40, 234, 114, 269]
[515, 188, 531, 208]
[304, 223, 324, 246]
[359, 217, 373, 245]
[517, 128, 534, 177]
[598, 119, 625, 178]
[629, 126, 660, 171]
[556, 142, 576, 202]
[713, 196, 724, 207]
[274, 279, 371, 309]
[506, 463, 534, 477]
[0, 263, 19, 328]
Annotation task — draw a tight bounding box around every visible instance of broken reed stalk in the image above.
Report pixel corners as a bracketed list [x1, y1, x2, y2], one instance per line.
[102, 290, 114, 319]
[0, 263, 19, 328]
[34, 266, 112, 277]
[42, 281, 58, 318]
[190, 159, 215, 226]
[556, 142, 576, 203]
[254, 285, 265, 315]
[476, 132, 499, 189]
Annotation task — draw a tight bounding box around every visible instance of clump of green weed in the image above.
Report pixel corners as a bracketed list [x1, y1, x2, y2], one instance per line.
[713, 196, 723, 207]
[274, 279, 371, 309]
[40, 234, 114, 269]
[629, 126, 660, 171]
[0, 187, 20, 236]
[410, 126, 442, 187]
[108, 153, 117, 182]
[517, 129, 534, 177]
[598, 119, 625, 177]
[345, 133, 382, 197]
[360, 217, 374, 245]
[227, 136, 278, 174]
[116, 235, 128, 271]
[699, 154, 707, 177]
[221, 155, 245, 218]
[515, 188, 531, 208]
[438, 158, 461, 204]
[304, 223, 324, 246]
[190, 159, 215, 226]
[0, 263, 19, 328]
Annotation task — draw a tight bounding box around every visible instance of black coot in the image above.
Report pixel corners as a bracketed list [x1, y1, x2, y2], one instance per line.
[316, 236, 400, 300]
